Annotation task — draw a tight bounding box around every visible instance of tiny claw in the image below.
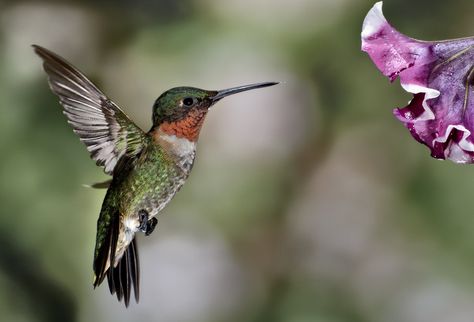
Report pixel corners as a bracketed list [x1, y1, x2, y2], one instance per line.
[145, 218, 158, 236]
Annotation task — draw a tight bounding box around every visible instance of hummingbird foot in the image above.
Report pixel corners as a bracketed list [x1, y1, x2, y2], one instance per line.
[145, 218, 158, 236]
[137, 209, 158, 236]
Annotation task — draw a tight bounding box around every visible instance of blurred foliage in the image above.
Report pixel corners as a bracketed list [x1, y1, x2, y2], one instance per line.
[1, 0, 474, 322]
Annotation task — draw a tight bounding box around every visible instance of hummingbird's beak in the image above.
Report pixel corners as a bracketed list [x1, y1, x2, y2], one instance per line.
[210, 82, 278, 103]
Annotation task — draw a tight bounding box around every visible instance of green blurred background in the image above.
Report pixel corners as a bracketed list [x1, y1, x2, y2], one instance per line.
[1, 0, 474, 321]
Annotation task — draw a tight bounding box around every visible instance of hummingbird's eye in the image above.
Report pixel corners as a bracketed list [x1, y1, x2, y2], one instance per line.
[182, 97, 195, 107]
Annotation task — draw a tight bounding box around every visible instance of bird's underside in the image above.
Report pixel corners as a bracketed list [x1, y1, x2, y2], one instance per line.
[92, 144, 192, 306]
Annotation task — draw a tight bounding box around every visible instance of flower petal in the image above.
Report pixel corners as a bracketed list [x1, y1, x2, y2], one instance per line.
[362, 1, 474, 163]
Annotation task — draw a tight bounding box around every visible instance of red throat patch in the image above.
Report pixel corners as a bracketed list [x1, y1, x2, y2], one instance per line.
[157, 109, 208, 142]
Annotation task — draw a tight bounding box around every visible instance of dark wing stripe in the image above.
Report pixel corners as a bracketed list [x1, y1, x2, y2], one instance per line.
[106, 213, 119, 298]
[99, 212, 118, 294]
[33, 44, 146, 175]
[93, 211, 119, 288]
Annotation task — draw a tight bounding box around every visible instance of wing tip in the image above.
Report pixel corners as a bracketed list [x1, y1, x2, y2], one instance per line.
[32, 44, 52, 59]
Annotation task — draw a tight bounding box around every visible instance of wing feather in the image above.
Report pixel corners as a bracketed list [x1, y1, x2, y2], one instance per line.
[33, 45, 146, 175]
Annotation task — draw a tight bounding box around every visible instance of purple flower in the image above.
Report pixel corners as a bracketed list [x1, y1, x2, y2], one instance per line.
[361, 2, 474, 163]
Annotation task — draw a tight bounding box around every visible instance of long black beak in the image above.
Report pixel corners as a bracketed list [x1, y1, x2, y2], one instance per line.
[211, 82, 278, 102]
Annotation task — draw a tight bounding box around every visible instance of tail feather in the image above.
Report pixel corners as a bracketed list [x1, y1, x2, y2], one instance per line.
[107, 239, 139, 306]
[129, 238, 140, 301]
[93, 212, 140, 307]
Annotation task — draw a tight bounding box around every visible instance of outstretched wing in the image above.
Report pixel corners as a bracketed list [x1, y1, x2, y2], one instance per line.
[33, 45, 146, 175]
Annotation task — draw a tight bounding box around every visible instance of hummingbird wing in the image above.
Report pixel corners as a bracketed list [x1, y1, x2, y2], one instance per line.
[33, 45, 146, 175]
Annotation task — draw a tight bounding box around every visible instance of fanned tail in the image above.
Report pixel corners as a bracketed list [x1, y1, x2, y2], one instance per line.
[107, 238, 140, 306]
[93, 213, 140, 307]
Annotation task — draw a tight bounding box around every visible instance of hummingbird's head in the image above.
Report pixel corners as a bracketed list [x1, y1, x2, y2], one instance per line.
[152, 82, 278, 142]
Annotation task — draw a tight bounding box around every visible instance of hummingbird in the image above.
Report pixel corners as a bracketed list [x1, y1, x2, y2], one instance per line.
[33, 45, 277, 306]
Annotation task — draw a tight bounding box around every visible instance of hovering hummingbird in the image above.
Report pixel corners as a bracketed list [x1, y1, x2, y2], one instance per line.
[33, 45, 277, 306]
